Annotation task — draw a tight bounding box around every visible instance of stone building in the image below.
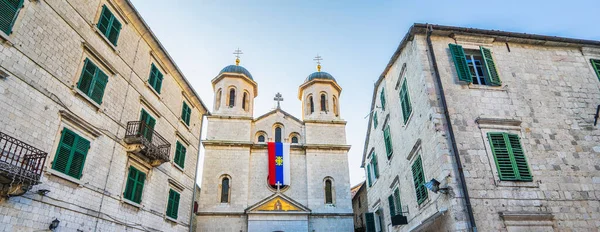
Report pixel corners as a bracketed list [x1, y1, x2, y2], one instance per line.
[351, 181, 367, 232]
[0, 0, 208, 231]
[196, 59, 354, 232]
[361, 23, 600, 232]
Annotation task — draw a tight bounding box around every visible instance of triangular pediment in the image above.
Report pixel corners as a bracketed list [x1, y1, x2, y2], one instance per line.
[245, 193, 310, 214]
[254, 109, 303, 125]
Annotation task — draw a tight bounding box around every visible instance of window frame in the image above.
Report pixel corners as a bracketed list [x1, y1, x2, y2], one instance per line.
[324, 177, 335, 205]
[411, 155, 428, 205]
[96, 5, 122, 46]
[181, 101, 191, 126]
[228, 88, 236, 107]
[148, 64, 164, 94]
[51, 127, 90, 179]
[173, 141, 186, 169]
[399, 79, 412, 125]
[220, 176, 231, 203]
[380, 88, 386, 111]
[123, 165, 146, 204]
[487, 132, 532, 181]
[77, 58, 109, 105]
[166, 189, 181, 219]
[383, 125, 393, 158]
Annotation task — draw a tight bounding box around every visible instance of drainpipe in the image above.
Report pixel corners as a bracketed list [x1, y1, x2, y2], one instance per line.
[425, 24, 477, 232]
[189, 113, 207, 232]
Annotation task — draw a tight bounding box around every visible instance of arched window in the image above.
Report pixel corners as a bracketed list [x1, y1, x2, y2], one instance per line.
[291, 136, 298, 144]
[228, 88, 236, 107]
[258, 135, 265, 142]
[333, 96, 338, 116]
[220, 177, 230, 203]
[320, 94, 327, 112]
[242, 92, 248, 111]
[275, 127, 282, 143]
[215, 89, 222, 110]
[308, 96, 314, 114]
[325, 178, 334, 204]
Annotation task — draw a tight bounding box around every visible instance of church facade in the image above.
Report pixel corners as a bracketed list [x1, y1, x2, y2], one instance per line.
[196, 59, 354, 232]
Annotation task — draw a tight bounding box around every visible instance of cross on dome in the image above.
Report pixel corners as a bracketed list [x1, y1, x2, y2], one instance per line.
[233, 48, 243, 65]
[313, 54, 323, 72]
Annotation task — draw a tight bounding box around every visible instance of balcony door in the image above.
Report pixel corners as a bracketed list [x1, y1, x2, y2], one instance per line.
[140, 110, 156, 142]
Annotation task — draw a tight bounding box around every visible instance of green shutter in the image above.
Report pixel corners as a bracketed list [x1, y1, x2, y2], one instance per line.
[124, 166, 146, 203]
[448, 44, 472, 83]
[388, 195, 396, 216]
[384, 126, 393, 158]
[488, 132, 532, 181]
[89, 68, 108, 104]
[149, 64, 164, 93]
[182, 102, 191, 126]
[480, 46, 501, 86]
[0, 0, 24, 35]
[380, 89, 386, 111]
[140, 110, 156, 141]
[400, 80, 412, 124]
[393, 188, 402, 215]
[411, 156, 428, 204]
[371, 153, 379, 178]
[52, 128, 89, 179]
[96, 5, 121, 46]
[365, 213, 376, 232]
[366, 165, 372, 187]
[373, 112, 378, 129]
[166, 189, 180, 219]
[591, 59, 600, 81]
[77, 59, 97, 94]
[174, 141, 186, 168]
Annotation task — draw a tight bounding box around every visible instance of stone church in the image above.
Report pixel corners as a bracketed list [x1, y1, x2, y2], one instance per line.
[196, 57, 354, 232]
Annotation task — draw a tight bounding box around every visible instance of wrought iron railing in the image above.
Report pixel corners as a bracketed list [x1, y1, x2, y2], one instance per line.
[124, 121, 170, 164]
[0, 131, 47, 184]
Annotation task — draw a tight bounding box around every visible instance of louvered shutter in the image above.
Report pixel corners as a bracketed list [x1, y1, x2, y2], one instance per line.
[366, 165, 372, 187]
[90, 69, 108, 104]
[412, 156, 428, 204]
[507, 134, 532, 181]
[365, 213, 376, 232]
[384, 127, 393, 158]
[0, 0, 24, 34]
[123, 167, 136, 201]
[591, 59, 600, 81]
[107, 17, 121, 45]
[393, 188, 402, 215]
[53, 128, 76, 174]
[77, 59, 97, 95]
[400, 80, 412, 124]
[133, 171, 146, 203]
[448, 44, 472, 83]
[148, 65, 157, 89]
[67, 135, 90, 179]
[155, 70, 163, 93]
[175, 141, 186, 168]
[380, 89, 386, 111]
[182, 102, 191, 126]
[371, 154, 379, 178]
[480, 46, 501, 86]
[388, 195, 396, 216]
[488, 132, 517, 180]
[373, 112, 378, 128]
[97, 6, 111, 35]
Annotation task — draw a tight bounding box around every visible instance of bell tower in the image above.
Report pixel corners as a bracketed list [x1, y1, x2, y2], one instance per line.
[298, 55, 342, 121]
[212, 49, 258, 117]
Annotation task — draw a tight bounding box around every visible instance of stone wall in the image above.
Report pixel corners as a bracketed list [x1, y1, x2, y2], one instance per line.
[0, 0, 206, 231]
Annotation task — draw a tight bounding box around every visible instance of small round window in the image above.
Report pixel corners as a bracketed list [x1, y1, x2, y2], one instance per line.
[258, 135, 265, 142]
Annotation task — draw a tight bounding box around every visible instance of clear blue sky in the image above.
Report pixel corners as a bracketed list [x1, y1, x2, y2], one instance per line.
[130, 0, 599, 186]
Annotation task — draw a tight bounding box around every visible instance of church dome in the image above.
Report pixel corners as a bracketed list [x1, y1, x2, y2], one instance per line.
[305, 71, 336, 83]
[219, 65, 253, 80]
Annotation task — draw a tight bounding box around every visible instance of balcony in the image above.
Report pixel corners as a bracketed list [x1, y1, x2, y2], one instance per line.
[0, 131, 47, 196]
[124, 121, 170, 166]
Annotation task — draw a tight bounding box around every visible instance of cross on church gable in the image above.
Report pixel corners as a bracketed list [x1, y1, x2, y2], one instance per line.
[274, 92, 284, 109]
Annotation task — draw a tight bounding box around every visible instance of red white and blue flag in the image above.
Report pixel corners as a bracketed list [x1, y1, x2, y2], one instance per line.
[268, 142, 290, 186]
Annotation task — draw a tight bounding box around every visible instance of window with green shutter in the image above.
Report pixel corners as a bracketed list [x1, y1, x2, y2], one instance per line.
[388, 194, 395, 217]
[181, 102, 191, 126]
[123, 166, 146, 204]
[140, 109, 156, 141]
[449, 44, 501, 86]
[488, 132, 532, 181]
[384, 126, 393, 158]
[166, 189, 181, 219]
[148, 64, 163, 93]
[77, 58, 109, 105]
[365, 213, 376, 232]
[366, 164, 372, 187]
[411, 155, 428, 204]
[449, 43, 472, 83]
[399, 79, 412, 124]
[97, 5, 122, 46]
[370, 152, 379, 179]
[0, 0, 24, 35]
[52, 128, 90, 179]
[393, 187, 402, 215]
[373, 112, 378, 129]
[380, 88, 386, 111]
[591, 59, 600, 81]
[480, 46, 501, 86]
[174, 141, 186, 169]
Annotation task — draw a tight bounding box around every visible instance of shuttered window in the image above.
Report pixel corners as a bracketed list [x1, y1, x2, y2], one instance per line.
[411, 156, 428, 204]
[384, 126, 393, 158]
[166, 189, 181, 219]
[174, 141, 186, 169]
[365, 213, 376, 232]
[77, 58, 109, 105]
[449, 43, 472, 83]
[399, 79, 412, 124]
[52, 128, 90, 179]
[140, 109, 156, 141]
[373, 112, 378, 129]
[0, 0, 24, 35]
[480, 46, 501, 86]
[148, 64, 163, 93]
[380, 88, 386, 111]
[366, 164, 372, 187]
[393, 188, 402, 215]
[181, 102, 191, 126]
[387, 195, 395, 217]
[591, 59, 600, 81]
[488, 132, 532, 181]
[370, 151, 379, 179]
[97, 5, 121, 46]
[123, 166, 146, 204]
